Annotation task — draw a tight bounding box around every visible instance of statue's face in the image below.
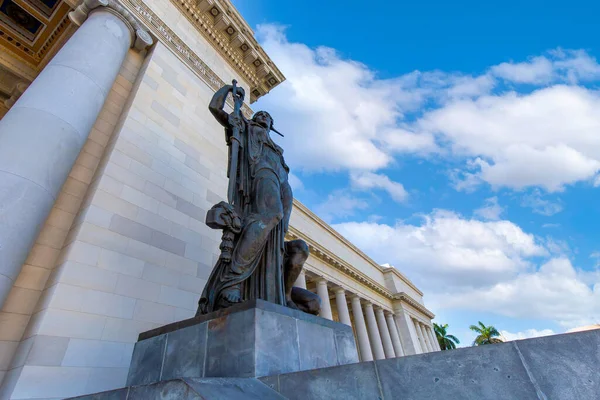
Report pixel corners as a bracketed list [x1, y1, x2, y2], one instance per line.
[254, 112, 272, 130]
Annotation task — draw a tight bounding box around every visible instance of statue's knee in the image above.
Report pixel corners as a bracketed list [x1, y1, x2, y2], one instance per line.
[307, 298, 321, 315]
[292, 240, 309, 261]
[268, 210, 284, 226]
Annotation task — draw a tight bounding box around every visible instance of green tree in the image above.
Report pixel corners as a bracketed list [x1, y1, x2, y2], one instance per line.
[469, 321, 503, 346]
[433, 323, 460, 350]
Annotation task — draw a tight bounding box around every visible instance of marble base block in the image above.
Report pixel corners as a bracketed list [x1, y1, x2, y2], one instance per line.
[126, 300, 359, 386]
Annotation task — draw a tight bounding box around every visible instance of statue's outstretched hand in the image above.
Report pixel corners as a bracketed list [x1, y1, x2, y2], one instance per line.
[232, 86, 245, 108]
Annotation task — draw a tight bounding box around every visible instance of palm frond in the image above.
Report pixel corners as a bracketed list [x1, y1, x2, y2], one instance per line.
[446, 334, 460, 344]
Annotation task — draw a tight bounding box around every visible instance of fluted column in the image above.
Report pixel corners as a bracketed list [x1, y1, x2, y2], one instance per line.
[427, 325, 440, 351]
[386, 312, 404, 356]
[364, 303, 385, 360]
[414, 321, 429, 352]
[316, 278, 333, 320]
[351, 295, 373, 361]
[294, 270, 307, 289]
[334, 288, 351, 326]
[375, 308, 395, 358]
[394, 311, 422, 355]
[0, 0, 152, 307]
[423, 323, 435, 352]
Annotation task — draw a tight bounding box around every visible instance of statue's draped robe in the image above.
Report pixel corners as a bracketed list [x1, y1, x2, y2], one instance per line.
[198, 119, 289, 314]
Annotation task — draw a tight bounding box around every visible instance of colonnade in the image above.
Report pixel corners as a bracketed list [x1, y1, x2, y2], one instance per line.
[294, 273, 440, 361]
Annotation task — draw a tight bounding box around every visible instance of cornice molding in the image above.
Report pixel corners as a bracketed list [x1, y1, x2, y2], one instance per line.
[287, 226, 435, 319]
[393, 292, 435, 319]
[292, 199, 423, 296]
[167, 0, 285, 103]
[287, 227, 393, 300]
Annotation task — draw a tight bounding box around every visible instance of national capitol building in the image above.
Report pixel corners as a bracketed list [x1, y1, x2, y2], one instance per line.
[0, 0, 439, 397]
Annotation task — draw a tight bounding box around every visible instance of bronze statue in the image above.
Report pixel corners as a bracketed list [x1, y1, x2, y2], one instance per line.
[197, 81, 320, 316]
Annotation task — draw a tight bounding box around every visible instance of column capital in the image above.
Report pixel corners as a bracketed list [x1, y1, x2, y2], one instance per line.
[69, 0, 153, 51]
[316, 277, 328, 285]
[4, 82, 28, 108]
[363, 302, 374, 310]
[374, 307, 386, 316]
[334, 287, 346, 295]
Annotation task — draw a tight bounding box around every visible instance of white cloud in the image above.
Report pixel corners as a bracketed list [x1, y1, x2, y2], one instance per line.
[490, 50, 600, 84]
[315, 191, 369, 223]
[334, 210, 546, 290]
[542, 223, 560, 228]
[500, 329, 555, 341]
[417, 85, 600, 191]
[442, 258, 600, 329]
[491, 56, 554, 84]
[474, 197, 504, 220]
[334, 211, 600, 328]
[350, 171, 408, 203]
[550, 49, 600, 83]
[256, 26, 600, 193]
[521, 190, 563, 216]
[254, 25, 434, 172]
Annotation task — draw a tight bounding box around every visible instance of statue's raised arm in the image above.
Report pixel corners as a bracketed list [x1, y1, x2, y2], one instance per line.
[208, 83, 245, 129]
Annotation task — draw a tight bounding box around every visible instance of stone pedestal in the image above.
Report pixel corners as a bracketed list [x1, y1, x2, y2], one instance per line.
[127, 300, 359, 386]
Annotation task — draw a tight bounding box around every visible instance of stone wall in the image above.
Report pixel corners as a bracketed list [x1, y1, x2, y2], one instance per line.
[261, 329, 600, 400]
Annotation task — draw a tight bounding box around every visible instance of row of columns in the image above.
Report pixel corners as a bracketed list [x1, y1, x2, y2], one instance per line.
[294, 273, 439, 361]
[412, 316, 440, 353]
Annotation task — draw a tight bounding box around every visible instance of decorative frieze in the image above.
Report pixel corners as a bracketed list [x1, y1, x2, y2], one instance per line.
[121, 0, 253, 118]
[393, 292, 436, 319]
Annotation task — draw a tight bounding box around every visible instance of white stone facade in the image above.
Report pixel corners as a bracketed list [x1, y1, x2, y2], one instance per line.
[0, 0, 438, 398]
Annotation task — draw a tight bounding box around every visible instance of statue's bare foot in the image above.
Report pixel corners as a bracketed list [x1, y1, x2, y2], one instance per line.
[221, 286, 241, 304]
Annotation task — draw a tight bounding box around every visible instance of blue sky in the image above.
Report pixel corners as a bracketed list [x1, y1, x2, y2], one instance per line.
[232, 0, 600, 344]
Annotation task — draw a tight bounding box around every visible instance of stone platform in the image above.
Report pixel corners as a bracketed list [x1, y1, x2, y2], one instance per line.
[260, 328, 600, 400]
[71, 378, 284, 400]
[126, 300, 358, 386]
[70, 327, 599, 399]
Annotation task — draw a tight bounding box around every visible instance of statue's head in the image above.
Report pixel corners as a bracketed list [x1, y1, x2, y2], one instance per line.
[252, 111, 273, 131]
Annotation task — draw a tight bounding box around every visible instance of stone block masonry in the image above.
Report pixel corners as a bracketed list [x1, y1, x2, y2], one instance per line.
[261, 329, 600, 400]
[126, 300, 359, 385]
[71, 378, 285, 400]
[69, 322, 598, 399]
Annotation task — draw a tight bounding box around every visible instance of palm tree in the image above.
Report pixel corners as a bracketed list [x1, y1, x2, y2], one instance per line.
[433, 323, 460, 350]
[469, 321, 503, 346]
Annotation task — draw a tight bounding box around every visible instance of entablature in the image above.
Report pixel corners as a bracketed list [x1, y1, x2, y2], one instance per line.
[168, 0, 285, 103]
